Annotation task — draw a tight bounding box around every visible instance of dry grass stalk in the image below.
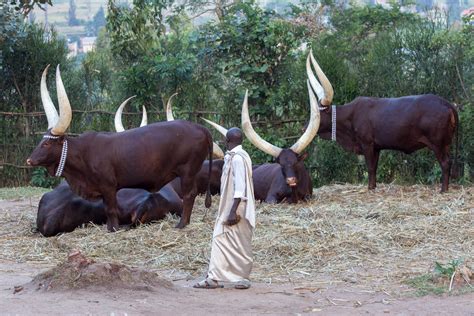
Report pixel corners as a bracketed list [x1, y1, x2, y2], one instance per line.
[0, 184, 472, 288]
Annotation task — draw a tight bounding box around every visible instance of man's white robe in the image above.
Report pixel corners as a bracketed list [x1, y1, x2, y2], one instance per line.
[207, 145, 255, 283]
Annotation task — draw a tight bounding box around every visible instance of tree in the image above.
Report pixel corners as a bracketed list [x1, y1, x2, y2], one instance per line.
[86, 6, 106, 36]
[9, 0, 53, 16]
[68, 0, 80, 26]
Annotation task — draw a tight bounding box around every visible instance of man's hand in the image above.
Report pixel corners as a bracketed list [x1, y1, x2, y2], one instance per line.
[224, 212, 241, 226]
[224, 198, 242, 226]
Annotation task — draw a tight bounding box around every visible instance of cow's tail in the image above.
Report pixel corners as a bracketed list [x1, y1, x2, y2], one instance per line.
[204, 132, 213, 208]
[452, 105, 460, 177]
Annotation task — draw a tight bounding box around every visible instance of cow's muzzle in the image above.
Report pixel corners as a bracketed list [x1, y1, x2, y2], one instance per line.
[26, 158, 35, 166]
[286, 177, 297, 187]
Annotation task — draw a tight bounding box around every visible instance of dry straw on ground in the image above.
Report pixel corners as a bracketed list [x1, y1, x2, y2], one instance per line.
[0, 184, 472, 289]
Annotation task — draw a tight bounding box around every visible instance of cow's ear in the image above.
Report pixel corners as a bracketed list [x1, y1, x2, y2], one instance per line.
[298, 152, 309, 161]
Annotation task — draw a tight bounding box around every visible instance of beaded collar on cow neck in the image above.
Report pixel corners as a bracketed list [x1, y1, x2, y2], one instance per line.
[319, 105, 336, 141]
[43, 134, 68, 177]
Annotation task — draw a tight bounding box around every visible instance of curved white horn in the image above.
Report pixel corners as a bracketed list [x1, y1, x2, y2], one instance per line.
[200, 118, 227, 159]
[289, 80, 320, 154]
[309, 49, 334, 106]
[140, 106, 147, 127]
[165, 93, 178, 121]
[40, 65, 59, 129]
[212, 143, 225, 159]
[306, 53, 325, 103]
[51, 65, 72, 135]
[114, 95, 137, 132]
[201, 118, 228, 137]
[241, 90, 282, 158]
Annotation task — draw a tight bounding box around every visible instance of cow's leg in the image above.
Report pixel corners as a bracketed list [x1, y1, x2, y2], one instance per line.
[434, 146, 451, 193]
[364, 148, 380, 190]
[102, 191, 120, 232]
[176, 176, 198, 229]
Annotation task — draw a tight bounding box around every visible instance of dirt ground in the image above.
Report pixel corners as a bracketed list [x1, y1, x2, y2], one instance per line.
[1, 260, 473, 315]
[0, 186, 473, 315]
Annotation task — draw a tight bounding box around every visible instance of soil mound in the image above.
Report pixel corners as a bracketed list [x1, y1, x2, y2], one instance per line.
[21, 251, 174, 293]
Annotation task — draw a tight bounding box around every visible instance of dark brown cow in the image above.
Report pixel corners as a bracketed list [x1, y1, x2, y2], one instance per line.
[241, 89, 319, 203]
[37, 181, 183, 237]
[306, 50, 458, 192]
[26, 65, 213, 231]
[202, 87, 319, 203]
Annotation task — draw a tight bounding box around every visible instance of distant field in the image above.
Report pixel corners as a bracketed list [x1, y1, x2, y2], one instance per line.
[31, 0, 474, 38]
[32, 0, 109, 37]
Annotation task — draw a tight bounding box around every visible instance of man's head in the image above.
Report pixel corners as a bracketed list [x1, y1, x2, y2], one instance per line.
[225, 127, 243, 150]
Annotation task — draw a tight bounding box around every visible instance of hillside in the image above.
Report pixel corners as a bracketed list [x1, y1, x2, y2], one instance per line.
[31, 0, 474, 39]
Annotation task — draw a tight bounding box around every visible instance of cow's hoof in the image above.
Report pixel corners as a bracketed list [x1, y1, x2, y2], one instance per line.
[107, 221, 120, 232]
[175, 221, 188, 229]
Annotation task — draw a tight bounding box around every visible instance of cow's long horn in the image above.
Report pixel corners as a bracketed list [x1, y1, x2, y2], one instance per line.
[201, 118, 228, 137]
[201, 118, 227, 159]
[165, 93, 178, 121]
[40, 65, 59, 129]
[289, 80, 320, 154]
[241, 90, 282, 158]
[114, 96, 137, 132]
[306, 54, 325, 103]
[201, 118, 227, 160]
[51, 65, 72, 135]
[140, 105, 147, 127]
[309, 49, 334, 106]
[212, 143, 224, 159]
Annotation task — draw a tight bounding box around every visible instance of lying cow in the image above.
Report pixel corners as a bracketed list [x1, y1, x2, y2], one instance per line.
[37, 181, 183, 237]
[202, 82, 318, 204]
[306, 50, 458, 192]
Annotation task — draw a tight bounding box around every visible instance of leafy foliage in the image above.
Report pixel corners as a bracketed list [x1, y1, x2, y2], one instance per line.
[30, 167, 60, 188]
[1, 0, 473, 187]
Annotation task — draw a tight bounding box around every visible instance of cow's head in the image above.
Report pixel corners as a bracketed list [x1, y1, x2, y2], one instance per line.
[27, 65, 72, 176]
[241, 86, 319, 187]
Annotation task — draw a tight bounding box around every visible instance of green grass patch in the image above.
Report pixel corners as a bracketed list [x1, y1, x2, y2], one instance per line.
[405, 274, 447, 296]
[0, 187, 50, 200]
[405, 273, 474, 297]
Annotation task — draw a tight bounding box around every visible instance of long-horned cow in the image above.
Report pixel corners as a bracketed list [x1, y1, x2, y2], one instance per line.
[306, 50, 458, 192]
[37, 102, 183, 236]
[204, 86, 319, 203]
[164, 94, 225, 197]
[37, 181, 183, 237]
[27, 65, 213, 231]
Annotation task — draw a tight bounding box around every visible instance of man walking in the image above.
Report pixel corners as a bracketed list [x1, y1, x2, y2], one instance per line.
[194, 127, 255, 289]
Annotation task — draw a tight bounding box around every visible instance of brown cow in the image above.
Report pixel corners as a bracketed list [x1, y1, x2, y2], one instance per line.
[37, 181, 183, 237]
[203, 86, 319, 203]
[27, 65, 213, 231]
[306, 50, 458, 192]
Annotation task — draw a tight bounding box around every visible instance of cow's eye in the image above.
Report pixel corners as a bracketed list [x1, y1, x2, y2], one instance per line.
[42, 142, 51, 148]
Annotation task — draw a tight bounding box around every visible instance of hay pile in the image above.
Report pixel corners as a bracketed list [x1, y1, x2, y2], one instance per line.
[22, 250, 173, 292]
[0, 184, 472, 289]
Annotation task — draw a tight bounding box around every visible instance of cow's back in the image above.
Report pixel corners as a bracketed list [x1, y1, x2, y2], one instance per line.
[79, 120, 212, 193]
[349, 94, 456, 153]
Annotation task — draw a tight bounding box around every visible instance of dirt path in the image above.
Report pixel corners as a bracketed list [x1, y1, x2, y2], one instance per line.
[1, 260, 472, 315]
